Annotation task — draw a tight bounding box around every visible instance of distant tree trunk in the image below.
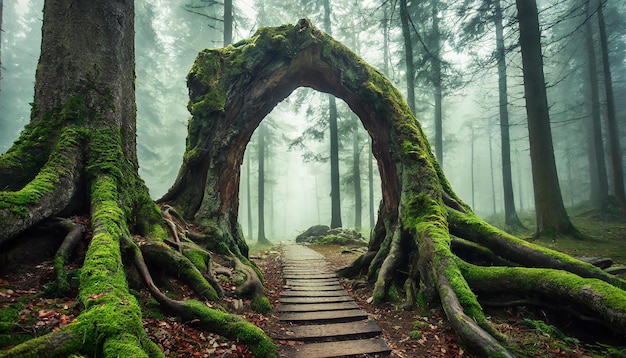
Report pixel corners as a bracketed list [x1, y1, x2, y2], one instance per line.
[382, 1, 390, 77]
[257, 123, 269, 244]
[399, 0, 416, 114]
[323, 0, 342, 228]
[471, 126, 476, 209]
[488, 128, 496, 215]
[353, 117, 362, 229]
[494, 0, 524, 228]
[583, 2, 609, 209]
[223, 0, 233, 46]
[246, 154, 252, 239]
[0, 0, 3, 97]
[369, 137, 375, 228]
[515, 0, 579, 238]
[596, 1, 626, 215]
[432, 0, 443, 165]
[517, 149, 524, 212]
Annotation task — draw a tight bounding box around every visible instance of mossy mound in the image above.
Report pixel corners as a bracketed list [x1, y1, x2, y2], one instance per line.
[295, 225, 367, 246]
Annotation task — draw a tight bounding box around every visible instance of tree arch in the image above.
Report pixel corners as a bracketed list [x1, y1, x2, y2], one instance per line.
[159, 19, 626, 356]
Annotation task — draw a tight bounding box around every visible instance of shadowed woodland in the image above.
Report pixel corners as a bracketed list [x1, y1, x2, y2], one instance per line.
[1, 0, 626, 357]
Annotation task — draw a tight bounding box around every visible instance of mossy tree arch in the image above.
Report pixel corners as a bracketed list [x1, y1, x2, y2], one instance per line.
[159, 19, 626, 356]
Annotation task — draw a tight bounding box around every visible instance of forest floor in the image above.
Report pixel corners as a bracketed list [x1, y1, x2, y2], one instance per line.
[0, 208, 625, 357]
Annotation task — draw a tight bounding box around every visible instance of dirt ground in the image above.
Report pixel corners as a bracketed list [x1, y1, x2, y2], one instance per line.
[1, 239, 624, 357]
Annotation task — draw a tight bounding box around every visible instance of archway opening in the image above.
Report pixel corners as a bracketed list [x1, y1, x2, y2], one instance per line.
[238, 88, 382, 242]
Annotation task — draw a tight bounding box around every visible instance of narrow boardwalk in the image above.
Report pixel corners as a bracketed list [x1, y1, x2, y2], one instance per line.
[273, 242, 391, 358]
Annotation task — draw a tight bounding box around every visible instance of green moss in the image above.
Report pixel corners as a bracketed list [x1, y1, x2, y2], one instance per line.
[0, 127, 84, 217]
[408, 330, 422, 340]
[181, 300, 277, 357]
[250, 296, 271, 315]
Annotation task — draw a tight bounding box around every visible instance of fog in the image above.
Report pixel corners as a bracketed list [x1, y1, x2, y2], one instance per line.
[2, 0, 625, 240]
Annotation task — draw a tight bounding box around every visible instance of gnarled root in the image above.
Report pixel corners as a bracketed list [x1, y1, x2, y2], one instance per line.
[139, 240, 219, 301]
[122, 235, 277, 358]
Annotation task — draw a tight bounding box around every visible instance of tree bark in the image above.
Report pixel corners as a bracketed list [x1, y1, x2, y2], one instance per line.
[515, 0, 578, 238]
[353, 116, 362, 229]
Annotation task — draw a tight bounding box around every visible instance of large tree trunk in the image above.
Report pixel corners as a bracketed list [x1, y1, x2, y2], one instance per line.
[494, 0, 525, 229]
[515, 0, 579, 238]
[159, 19, 626, 357]
[0, 1, 276, 356]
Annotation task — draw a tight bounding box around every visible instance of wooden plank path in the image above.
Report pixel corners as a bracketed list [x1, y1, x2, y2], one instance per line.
[273, 242, 391, 358]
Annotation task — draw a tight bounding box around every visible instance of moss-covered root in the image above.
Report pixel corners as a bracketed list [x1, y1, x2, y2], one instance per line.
[0, 127, 84, 244]
[437, 275, 514, 358]
[181, 301, 277, 357]
[124, 236, 276, 357]
[372, 226, 403, 304]
[167, 240, 225, 298]
[460, 261, 626, 335]
[448, 209, 626, 291]
[140, 241, 219, 301]
[50, 218, 85, 295]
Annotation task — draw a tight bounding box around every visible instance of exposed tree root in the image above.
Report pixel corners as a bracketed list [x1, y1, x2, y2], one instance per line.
[50, 217, 85, 294]
[122, 235, 277, 357]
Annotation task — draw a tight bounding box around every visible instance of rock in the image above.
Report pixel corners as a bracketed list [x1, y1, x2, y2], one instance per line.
[295, 225, 330, 243]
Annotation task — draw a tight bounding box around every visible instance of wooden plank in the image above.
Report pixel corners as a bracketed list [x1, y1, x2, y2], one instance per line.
[273, 320, 381, 340]
[285, 279, 339, 286]
[283, 273, 337, 279]
[278, 309, 368, 323]
[286, 285, 344, 291]
[279, 295, 354, 304]
[280, 337, 391, 358]
[278, 301, 359, 312]
[281, 290, 349, 297]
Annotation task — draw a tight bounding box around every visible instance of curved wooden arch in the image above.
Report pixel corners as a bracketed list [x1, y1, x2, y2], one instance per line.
[160, 18, 455, 254]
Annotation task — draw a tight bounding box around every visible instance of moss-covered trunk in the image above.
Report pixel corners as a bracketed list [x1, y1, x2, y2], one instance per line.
[0, 1, 276, 356]
[159, 19, 626, 357]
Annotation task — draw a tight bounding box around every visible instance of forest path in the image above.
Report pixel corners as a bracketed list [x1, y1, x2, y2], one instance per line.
[272, 242, 391, 358]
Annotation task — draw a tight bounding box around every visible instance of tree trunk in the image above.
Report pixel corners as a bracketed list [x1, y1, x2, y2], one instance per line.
[0, 0, 3, 98]
[323, 0, 342, 229]
[369, 137, 375, 228]
[257, 123, 269, 244]
[159, 20, 626, 357]
[246, 154, 253, 239]
[583, 2, 609, 210]
[0, 1, 276, 356]
[353, 116, 362, 229]
[223, 0, 233, 46]
[432, 0, 443, 165]
[399, 0, 416, 115]
[596, 1, 626, 215]
[515, 0, 579, 238]
[494, 0, 525, 229]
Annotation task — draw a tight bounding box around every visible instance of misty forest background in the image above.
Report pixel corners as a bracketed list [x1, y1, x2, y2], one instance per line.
[1, 0, 625, 242]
